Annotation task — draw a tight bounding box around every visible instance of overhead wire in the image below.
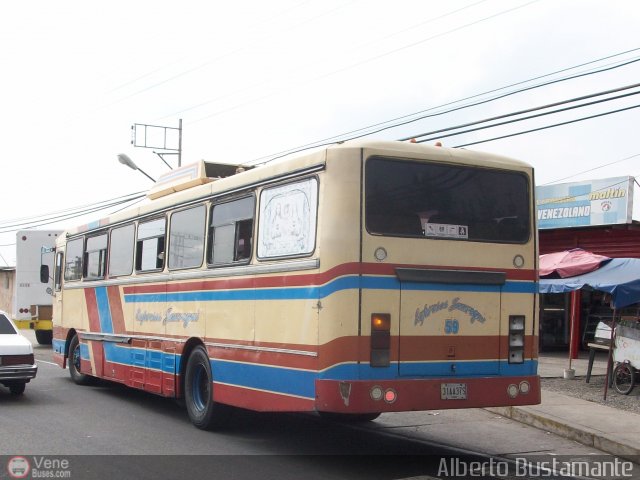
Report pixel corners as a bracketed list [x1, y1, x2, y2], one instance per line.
[0, 194, 146, 233]
[159, 0, 491, 120]
[541, 153, 640, 186]
[453, 103, 640, 148]
[414, 85, 640, 144]
[245, 51, 640, 165]
[0, 191, 146, 227]
[187, 0, 541, 127]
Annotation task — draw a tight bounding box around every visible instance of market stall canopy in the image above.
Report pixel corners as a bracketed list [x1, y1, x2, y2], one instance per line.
[539, 258, 640, 308]
[539, 248, 610, 278]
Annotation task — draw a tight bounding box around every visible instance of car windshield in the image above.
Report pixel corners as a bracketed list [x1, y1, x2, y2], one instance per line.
[0, 313, 17, 334]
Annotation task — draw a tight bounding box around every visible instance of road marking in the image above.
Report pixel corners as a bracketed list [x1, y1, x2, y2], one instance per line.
[36, 359, 58, 366]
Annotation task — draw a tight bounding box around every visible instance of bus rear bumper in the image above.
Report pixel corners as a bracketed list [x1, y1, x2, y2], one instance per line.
[315, 375, 540, 413]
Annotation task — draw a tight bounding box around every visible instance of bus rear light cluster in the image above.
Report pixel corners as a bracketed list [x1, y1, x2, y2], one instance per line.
[508, 315, 525, 364]
[370, 313, 390, 367]
[369, 385, 397, 403]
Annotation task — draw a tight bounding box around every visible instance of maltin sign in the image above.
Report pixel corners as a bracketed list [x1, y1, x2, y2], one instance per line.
[536, 176, 633, 229]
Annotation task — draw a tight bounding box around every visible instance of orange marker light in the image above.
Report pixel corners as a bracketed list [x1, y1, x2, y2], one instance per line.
[371, 314, 390, 331]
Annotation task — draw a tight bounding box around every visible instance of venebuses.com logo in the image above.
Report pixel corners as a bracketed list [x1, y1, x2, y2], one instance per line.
[7, 456, 30, 479]
[6, 456, 71, 478]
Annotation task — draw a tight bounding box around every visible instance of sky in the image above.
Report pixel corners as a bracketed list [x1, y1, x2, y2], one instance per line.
[1, 0, 639, 266]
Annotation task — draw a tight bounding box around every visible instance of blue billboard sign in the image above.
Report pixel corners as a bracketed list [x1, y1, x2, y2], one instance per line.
[536, 176, 633, 229]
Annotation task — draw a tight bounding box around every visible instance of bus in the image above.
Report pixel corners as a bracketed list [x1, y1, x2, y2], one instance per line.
[13, 230, 62, 344]
[48, 140, 540, 429]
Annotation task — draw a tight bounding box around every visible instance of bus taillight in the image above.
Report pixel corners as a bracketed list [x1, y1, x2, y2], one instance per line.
[508, 315, 525, 363]
[371, 313, 390, 367]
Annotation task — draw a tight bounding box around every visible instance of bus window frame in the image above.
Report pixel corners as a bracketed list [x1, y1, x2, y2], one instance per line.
[256, 175, 319, 262]
[63, 237, 84, 283]
[108, 223, 136, 278]
[207, 194, 255, 268]
[84, 233, 109, 281]
[168, 203, 207, 272]
[54, 251, 64, 292]
[364, 156, 531, 245]
[135, 216, 167, 274]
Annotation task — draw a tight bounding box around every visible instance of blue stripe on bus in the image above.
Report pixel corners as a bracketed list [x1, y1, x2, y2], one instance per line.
[211, 359, 537, 398]
[122, 276, 537, 303]
[79, 338, 537, 398]
[95, 287, 114, 334]
[212, 359, 317, 399]
[80, 343, 90, 361]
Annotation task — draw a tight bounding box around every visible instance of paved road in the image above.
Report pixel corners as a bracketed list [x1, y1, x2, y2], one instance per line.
[0, 331, 623, 480]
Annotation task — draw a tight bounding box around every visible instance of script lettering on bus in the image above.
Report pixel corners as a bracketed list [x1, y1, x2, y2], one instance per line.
[135, 308, 200, 327]
[414, 297, 486, 326]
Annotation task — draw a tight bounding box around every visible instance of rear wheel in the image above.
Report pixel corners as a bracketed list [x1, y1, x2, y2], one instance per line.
[9, 383, 26, 395]
[613, 362, 635, 395]
[68, 334, 94, 385]
[184, 345, 230, 430]
[319, 412, 381, 423]
[35, 329, 53, 345]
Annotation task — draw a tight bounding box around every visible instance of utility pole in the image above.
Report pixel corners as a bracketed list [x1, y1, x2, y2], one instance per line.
[131, 119, 182, 169]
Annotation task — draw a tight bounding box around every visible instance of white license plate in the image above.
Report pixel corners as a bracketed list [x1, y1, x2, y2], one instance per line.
[441, 383, 467, 400]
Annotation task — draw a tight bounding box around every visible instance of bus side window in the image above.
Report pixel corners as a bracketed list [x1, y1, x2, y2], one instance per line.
[136, 218, 166, 272]
[64, 238, 84, 282]
[54, 251, 64, 291]
[84, 234, 108, 280]
[209, 196, 255, 266]
[168, 205, 206, 270]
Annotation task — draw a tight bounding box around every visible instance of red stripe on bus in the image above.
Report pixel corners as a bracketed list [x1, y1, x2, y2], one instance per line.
[84, 289, 101, 333]
[213, 382, 315, 412]
[399, 336, 500, 361]
[122, 262, 535, 294]
[315, 375, 541, 413]
[107, 286, 127, 334]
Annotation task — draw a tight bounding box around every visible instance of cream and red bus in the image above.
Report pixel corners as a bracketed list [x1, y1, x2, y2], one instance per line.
[49, 140, 540, 429]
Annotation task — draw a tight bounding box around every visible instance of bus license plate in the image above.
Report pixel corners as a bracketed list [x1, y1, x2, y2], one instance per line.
[441, 383, 467, 400]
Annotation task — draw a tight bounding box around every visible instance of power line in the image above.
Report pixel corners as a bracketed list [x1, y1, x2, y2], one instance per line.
[414, 85, 640, 144]
[188, 0, 541, 127]
[244, 48, 640, 166]
[541, 153, 640, 186]
[0, 194, 146, 233]
[159, 0, 491, 121]
[453, 103, 640, 148]
[0, 191, 146, 226]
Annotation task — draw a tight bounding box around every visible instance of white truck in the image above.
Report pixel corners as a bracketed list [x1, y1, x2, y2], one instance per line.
[13, 230, 62, 344]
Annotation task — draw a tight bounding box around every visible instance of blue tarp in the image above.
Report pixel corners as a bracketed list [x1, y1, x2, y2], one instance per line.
[539, 258, 640, 309]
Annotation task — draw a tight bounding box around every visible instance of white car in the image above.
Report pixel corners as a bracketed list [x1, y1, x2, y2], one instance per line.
[0, 310, 37, 395]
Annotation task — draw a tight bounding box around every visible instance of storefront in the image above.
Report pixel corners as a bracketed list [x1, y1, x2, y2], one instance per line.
[537, 175, 640, 352]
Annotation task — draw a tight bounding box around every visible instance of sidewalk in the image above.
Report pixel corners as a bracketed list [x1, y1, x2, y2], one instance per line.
[488, 352, 640, 462]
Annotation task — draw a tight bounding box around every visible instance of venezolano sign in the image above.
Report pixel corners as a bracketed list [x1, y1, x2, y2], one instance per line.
[536, 176, 633, 229]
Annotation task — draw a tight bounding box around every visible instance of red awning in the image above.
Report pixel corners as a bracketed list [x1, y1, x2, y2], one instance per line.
[539, 248, 611, 278]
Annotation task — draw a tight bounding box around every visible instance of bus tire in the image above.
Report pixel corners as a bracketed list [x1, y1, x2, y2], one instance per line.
[319, 412, 381, 423]
[184, 345, 229, 430]
[9, 383, 26, 395]
[35, 329, 53, 345]
[613, 362, 635, 395]
[68, 334, 94, 386]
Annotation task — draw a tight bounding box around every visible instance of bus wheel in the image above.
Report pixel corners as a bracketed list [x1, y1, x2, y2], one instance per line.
[9, 383, 26, 395]
[68, 335, 94, 386]
[184, 345, 229, 430]
[613, 362, 635, 395]
[319, 412, 381, 423]
[35, 329, 53, 345]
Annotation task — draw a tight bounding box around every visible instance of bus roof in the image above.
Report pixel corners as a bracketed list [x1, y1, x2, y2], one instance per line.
[64, 140, 532, 238]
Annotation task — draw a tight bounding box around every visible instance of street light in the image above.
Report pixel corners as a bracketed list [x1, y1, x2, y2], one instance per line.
[117, 154, 156, 182]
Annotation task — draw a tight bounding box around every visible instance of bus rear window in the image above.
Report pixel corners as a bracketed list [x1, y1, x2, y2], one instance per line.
[365, 157, 530, 243]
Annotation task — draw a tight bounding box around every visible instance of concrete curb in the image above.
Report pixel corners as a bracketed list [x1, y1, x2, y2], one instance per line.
[487, 406, 640, 463]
